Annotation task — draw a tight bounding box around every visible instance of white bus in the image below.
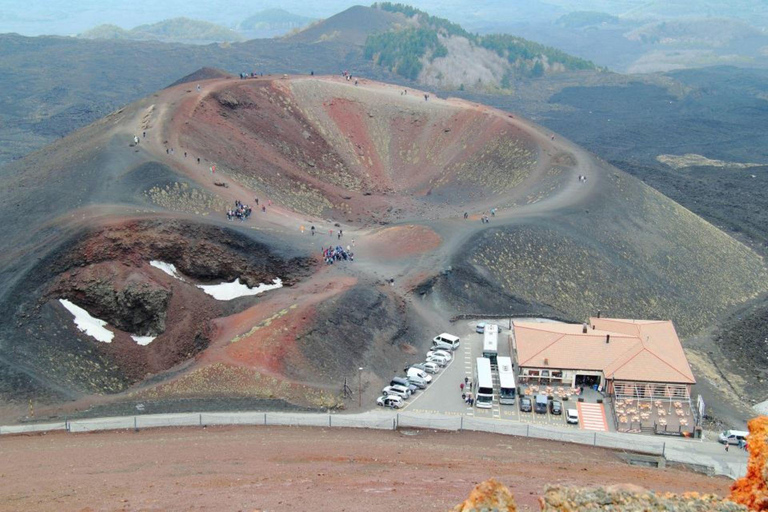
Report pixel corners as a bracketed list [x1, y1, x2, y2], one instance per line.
[474, 357, 494, 409]
[482, 324, 498, 364]
[497, 356, 516, 405]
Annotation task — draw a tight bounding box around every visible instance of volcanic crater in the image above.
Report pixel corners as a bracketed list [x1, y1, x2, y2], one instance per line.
[0, 74, 766, 419]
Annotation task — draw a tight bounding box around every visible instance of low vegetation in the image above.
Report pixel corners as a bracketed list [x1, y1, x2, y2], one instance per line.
[365, 2, 597, 85]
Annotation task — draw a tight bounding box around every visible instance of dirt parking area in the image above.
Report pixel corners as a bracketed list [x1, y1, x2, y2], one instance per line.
[0, 425, 730, 511]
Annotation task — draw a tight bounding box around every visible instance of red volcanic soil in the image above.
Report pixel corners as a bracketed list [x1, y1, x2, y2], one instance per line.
[0, 426, 731, 512]
[206, 274, 358, 376]
[361, 225, 442, 259]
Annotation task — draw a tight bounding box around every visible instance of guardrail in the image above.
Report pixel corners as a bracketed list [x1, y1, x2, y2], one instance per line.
[4, 410, 730, 476]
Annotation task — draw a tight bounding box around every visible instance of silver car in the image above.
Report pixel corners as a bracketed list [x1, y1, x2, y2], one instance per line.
[382, 385, 411, 399]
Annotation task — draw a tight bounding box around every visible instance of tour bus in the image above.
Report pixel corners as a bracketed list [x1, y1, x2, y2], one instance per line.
[497, 356, 516, 405]
[474, 357, 494, 409]
[482, 324, 498, 365]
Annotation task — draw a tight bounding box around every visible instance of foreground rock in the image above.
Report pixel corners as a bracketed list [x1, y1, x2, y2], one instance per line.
[541, 485, 743, 511]
[731, 416, 768, 510]
[453, 479, 742, 512]
[452, 478, 517, 512]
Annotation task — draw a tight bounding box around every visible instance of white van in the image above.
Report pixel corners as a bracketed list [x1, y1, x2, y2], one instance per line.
[432, 333, 460, 350]
[719, 429, 749, 445]
[407, 367, 432, 383]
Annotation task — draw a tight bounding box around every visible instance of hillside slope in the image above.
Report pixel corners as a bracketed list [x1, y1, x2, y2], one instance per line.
[0, 75, 765, 420]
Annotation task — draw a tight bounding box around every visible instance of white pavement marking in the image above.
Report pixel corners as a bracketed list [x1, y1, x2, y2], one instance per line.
[577, 402, 608, 431]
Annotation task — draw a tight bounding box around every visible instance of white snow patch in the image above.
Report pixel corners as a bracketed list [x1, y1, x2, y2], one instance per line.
[197, 278, 283, 301]
[59, 299, 114, 343]
[150, 260, 184, 281]
[131, 335, 156, 346]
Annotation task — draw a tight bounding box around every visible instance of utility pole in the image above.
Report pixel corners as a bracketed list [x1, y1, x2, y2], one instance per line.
[358, 367, 364, 408]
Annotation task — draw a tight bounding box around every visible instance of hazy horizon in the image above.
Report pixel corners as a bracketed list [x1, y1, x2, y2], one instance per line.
[3, 0, 768, 37]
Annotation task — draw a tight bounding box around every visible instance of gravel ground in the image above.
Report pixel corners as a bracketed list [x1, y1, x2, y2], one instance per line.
[0, 425, 731, 511]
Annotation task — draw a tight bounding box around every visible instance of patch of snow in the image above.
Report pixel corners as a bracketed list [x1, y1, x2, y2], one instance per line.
[150, 260, 184, 281]
[131, 335, 156, 346]
[197, 278, 282, 301]
[59, 299, 114, 343]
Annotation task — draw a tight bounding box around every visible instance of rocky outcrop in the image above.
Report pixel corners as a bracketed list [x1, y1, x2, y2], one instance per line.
[453, 479, 743, 511]
[452, 478, 517, 512]
[541, 485, 743, 511]
[59, 278, 170, 336]
[731, 416, 768, 510]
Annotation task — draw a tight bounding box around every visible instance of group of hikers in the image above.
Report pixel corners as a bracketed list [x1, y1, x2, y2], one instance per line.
[341, 70, 358, 86]
[239, 72, 263, 79]
[226, 200, 252, 221]
[323, 245, 354, 264]
[461, 378, 475, 406]
[463, 208, 496, 223]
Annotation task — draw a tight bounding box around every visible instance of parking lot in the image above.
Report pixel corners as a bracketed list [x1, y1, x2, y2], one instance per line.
[400, 319, 583, 430]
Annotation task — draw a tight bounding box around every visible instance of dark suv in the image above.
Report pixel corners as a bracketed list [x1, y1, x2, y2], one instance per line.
[549, 399, 562, 415]
[519, 396, 532, 412]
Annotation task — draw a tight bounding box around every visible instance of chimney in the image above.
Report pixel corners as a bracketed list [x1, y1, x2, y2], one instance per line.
[582, 323, 588, 333]
[543, 358, 549, 366]
[606, 334, 610, 344]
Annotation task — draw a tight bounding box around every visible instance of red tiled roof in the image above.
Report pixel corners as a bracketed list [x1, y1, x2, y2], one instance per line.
[514, 318, 695, 384]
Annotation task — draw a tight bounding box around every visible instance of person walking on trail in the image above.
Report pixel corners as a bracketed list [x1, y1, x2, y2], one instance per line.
[460, 382, 465, 392]
[351, 238, 355, 247]
[464, 377, 469, 385]
[464, 212, 468, 219]
[255, 198, 259, 205]
[197, 84, 201, 92]
[311, 226, 315, 236]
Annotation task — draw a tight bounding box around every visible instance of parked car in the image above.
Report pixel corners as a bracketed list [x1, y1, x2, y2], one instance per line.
[376, 395, 404, 408]
[421, 362, 440, 374]
[382, 385, 411, 399]
[426, 354, 448, 367]
[519, 396, 532, 412]
[407, 375, 428, 389]
[549, 399, 562, 415]
[408, 363, 437, 375]
[476, 322, 486, 334]
[432, 333, 460, 350]
[390, 377, 419, 394]
[534, 394, 548, 414]
[566, 408, 579, 424]
[426, 349, 452, 361]
[407, 367, 432, 383]
[719, 430, 749, 445]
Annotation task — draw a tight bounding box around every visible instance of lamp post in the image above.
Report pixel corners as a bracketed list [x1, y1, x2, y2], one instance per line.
[358, 367, 364, 408]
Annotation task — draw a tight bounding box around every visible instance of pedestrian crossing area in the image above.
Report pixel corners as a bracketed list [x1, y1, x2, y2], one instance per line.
[464, 342, 474, 416]
[577, 402, 608, 431]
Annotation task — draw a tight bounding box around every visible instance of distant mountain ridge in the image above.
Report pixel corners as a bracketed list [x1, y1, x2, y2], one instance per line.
[79, 17, 244, 44]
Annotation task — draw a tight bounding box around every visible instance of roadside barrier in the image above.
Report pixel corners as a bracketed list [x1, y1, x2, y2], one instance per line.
[4, 410, 739, 477]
